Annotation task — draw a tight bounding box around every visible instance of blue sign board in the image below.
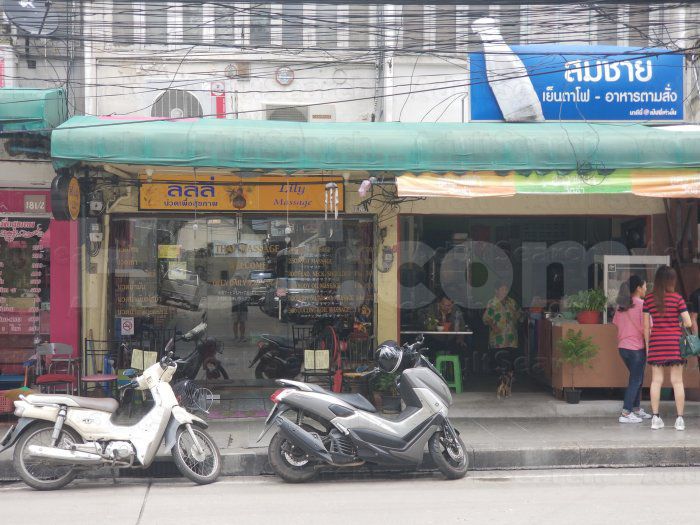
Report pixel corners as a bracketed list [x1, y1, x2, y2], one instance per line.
[470, 45, 684, 121]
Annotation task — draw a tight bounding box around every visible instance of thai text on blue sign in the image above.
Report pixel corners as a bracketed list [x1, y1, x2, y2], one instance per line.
[470, 45, 684, 121]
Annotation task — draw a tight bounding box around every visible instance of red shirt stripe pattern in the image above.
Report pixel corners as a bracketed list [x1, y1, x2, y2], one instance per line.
[643, 292, 687, 365]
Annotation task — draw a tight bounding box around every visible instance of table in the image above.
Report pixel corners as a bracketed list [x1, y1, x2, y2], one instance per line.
[401, 330, 474, 336]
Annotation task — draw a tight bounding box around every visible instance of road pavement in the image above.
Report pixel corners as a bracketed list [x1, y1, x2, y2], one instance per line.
[1, 468, 698, 525]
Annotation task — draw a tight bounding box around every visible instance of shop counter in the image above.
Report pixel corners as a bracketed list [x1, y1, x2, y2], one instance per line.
[542, 321, 700, 395]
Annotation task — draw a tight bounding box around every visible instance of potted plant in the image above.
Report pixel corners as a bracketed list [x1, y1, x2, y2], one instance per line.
[557, 329, 599, 404]
[566, 289, 607, 324]
[425, 314, 439, 332]
[371, 372, 401, 413]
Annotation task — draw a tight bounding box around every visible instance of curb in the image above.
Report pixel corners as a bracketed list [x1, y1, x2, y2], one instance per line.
[3, 444, 700, 482]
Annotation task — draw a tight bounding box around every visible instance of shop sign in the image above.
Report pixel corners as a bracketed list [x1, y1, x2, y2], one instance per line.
[157, 244, 182, 259]
[139, 174, 344, 213]
[397, 169, 700, 199]
[470, 45, 684, 121]
[50, 173, 81, 220]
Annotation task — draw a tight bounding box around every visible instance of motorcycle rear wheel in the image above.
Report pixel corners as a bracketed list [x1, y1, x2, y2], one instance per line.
[268, 431, 318, 483]
[428, 429, 469, 480]
[13, 422, 81, 491]
[172, 426, 221, 485]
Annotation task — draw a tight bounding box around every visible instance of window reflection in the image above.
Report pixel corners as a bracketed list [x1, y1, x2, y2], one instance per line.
[110, 215, 374, 383]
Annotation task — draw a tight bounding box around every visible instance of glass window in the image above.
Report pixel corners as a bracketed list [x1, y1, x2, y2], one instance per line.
[109, 215, 374, 385]
[182, 3, 203, 43]
[316, 4, 337, 48]
[112, 1, 135, 44]
[283, 4, 303, 47]
[250, 4, 271, 46]
[144, 1, 169, 44]
[0, 218, 50, 372]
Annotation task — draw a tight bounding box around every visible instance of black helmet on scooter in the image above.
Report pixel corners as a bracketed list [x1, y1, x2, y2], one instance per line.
[375, 340, 403, 373]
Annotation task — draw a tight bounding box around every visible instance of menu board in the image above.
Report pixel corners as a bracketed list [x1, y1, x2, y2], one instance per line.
[0, 218, 49, 336]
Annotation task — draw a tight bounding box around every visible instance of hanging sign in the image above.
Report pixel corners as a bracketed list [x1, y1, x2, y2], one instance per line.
[470, 45, 684, 121]
[50, 174, 81, 220]
[139, 174, 344, 212]
[396, 169, 700, 199]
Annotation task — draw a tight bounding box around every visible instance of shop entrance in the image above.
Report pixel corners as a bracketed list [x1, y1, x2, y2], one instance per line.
[109, 214, 375, 413]
[399, 214, 647, 392]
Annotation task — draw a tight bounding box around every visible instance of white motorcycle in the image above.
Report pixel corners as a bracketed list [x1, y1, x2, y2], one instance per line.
[0, 339, 221, 490]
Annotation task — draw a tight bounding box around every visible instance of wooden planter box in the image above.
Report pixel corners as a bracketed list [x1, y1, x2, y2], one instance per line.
[549, 323, 700, 394]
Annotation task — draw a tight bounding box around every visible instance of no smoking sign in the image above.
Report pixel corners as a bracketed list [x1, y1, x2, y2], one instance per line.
[120, 317, 134, 336]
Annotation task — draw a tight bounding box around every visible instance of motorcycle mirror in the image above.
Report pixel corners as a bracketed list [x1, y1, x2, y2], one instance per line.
[123, 368, 138, 379]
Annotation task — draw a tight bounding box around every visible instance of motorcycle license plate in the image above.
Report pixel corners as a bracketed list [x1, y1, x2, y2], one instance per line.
[0, 425, 15, 447]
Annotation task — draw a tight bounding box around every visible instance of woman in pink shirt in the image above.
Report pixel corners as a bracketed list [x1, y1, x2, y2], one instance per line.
[612, 276, 648, 423]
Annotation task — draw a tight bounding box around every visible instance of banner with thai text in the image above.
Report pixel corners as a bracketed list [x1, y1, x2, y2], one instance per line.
[470, 45, 684, 121]
[397, 170, 700, 198]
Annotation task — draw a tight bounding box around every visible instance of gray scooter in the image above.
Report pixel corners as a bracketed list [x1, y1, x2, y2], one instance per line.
[258, 335, 468, 482]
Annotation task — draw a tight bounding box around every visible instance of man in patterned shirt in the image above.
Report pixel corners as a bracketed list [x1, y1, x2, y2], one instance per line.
[482, 282, 523, 374]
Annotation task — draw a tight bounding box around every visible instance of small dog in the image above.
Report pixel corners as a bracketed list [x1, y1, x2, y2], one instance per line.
[496, 369, 514, 399]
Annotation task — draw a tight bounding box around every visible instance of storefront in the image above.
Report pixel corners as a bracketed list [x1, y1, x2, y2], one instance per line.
[50, 116, 700, 405]
[0, 191, 80, 389]
[0, 88, 77, 393]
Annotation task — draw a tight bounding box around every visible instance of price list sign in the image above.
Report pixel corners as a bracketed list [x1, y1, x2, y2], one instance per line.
[0, 219, 48, 336]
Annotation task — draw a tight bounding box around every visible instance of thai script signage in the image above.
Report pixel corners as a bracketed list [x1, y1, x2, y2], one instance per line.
[139, 174, 344, 213]
[0, 219, 48, 335]
[397, 169, 700, 199]
[470, 45, 684, 121]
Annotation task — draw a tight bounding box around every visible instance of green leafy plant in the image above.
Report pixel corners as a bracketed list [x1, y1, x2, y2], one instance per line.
[371, 372, 399, 396]
[557, 329, 599, 390]
[565, 289, 607, 314]
[425, 314, 439, 331]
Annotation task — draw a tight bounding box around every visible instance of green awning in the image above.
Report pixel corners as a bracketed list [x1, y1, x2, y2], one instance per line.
[51, 116, 700, 172]
[0, 88, 68, 132]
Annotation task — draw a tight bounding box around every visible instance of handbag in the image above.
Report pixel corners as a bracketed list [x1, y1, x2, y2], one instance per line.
[680, 328, 700, 358]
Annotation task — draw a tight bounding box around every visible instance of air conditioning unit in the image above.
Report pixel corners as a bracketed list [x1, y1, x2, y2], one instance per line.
[266, 105, 308, 122]
[100, 77, 220, 118]
[309, 105, 336, 122]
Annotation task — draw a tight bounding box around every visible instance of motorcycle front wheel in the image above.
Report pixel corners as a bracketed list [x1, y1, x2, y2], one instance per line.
[13, 422, 81, 491]
[428, 428, 469, 480]
[268, 431, 318, 483]
[172, 426, 221, 485]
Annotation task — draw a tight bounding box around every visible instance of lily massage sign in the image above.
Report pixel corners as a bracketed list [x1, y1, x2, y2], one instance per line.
[139, 174, 344, 213]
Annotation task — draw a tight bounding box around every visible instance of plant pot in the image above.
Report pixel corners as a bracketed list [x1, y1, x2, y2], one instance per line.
[576, 311, 601, 324]
[372, 392, 383, 410]
[381, 394, 401, 414]
[564, 388, 582, 404]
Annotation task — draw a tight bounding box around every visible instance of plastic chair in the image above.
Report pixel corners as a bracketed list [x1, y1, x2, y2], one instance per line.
[81, 339, 118, 397]
[292, 325, 313, 353]
[35, 343, 79, 394]
[435, 355, 463, 394]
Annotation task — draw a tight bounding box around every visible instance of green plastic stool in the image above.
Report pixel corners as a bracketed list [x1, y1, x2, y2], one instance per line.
[435, 355, 463, 393]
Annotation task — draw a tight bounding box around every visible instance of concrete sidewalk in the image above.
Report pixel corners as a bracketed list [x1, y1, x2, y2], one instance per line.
[3, 410, 700, 481]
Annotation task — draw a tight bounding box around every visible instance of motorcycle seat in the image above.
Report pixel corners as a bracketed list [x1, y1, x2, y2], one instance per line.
[307, 386, 376, 413]
[261, 335, 294, 348]
[25, 394, 119, 413]
[333, 393, 376, 413]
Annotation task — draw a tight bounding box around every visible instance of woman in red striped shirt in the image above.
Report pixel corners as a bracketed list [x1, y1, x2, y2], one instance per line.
[643, 266, 692, 431]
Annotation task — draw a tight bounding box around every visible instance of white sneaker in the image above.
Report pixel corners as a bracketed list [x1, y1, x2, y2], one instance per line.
[619, 412, 643, 423]
[675, 417, 685, 431]
[651, 415, 664, 430]
[634, 408, 653, 420]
